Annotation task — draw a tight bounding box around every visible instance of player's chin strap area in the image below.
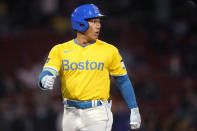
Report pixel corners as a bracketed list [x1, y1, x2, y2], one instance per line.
[63, 99, 106, 109]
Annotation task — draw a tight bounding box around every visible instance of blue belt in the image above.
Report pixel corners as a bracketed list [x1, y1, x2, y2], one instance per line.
[65, 100, 102, 109]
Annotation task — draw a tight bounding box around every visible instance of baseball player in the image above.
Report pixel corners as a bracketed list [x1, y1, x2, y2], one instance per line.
[38, 4, 141, 131]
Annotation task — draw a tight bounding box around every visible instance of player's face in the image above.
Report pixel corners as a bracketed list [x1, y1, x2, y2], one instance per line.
[84, 18, 101, 41]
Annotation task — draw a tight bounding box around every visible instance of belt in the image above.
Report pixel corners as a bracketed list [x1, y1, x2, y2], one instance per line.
[64, 100, 102, 109]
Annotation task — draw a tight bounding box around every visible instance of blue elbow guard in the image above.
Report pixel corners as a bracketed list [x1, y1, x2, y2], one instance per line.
[114, 75, 138, 109]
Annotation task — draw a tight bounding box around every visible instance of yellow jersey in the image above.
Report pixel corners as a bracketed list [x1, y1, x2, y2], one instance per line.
[43, 39, 127, 100]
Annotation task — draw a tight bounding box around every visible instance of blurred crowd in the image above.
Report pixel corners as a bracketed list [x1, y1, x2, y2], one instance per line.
[0, 0, 197, 131]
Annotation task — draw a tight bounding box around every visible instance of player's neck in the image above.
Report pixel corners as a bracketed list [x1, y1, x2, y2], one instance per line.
[76, 33, 95, 46]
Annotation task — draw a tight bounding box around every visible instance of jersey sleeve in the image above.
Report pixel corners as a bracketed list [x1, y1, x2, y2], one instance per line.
[109, 47, 127, 76]
[43, 45, 61, 76]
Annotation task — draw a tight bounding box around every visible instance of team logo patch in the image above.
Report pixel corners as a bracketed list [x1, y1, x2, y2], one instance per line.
[46, 58, 50, 63]
[121, 60, 126, 69]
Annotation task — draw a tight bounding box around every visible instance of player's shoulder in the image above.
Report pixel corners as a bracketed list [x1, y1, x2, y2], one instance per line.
[96, 39, 119, 51]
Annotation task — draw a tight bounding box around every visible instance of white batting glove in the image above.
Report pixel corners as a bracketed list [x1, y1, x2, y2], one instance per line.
[41, 75, 56, 90]
[130, 107, 141, 129]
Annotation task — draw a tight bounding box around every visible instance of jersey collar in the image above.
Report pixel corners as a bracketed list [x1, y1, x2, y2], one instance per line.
[74, 39, 96, 47]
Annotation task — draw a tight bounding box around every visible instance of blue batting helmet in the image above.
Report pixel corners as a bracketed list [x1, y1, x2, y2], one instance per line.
[71, 4, 104, 32]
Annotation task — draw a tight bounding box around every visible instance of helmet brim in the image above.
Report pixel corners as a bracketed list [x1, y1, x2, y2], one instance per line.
[85, 15, 106, 21]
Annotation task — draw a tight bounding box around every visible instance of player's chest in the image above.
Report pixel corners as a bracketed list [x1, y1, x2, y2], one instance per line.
[60, 47, 109, 71]
[61, 47, 108, 62]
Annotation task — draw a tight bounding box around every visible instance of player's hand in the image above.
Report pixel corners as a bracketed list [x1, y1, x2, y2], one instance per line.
[41, 75, 56, 90]
[130, 107, 141, 129]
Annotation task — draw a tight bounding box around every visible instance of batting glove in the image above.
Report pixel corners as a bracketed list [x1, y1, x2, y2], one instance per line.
[41, 75, 56, 90]
[130, 107, 141, 129]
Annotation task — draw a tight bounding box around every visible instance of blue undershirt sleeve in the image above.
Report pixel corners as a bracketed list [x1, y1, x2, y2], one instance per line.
[38, 70, 54, 90]
[114, 74, 138, 109]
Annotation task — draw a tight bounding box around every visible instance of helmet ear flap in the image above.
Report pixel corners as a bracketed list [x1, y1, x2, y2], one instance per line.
[71, 18, 89, 32]
[78, 20, 89, 32]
